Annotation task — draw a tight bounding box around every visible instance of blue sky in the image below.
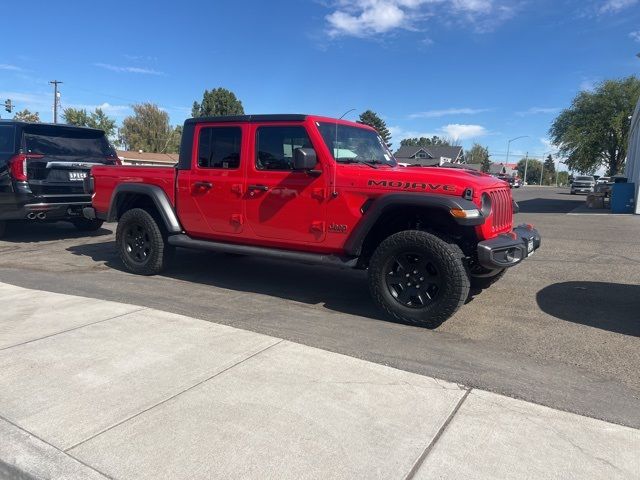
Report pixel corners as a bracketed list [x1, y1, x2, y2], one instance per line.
[1, 0, 639, 167]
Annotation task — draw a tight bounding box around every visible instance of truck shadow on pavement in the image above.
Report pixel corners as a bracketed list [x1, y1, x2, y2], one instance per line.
[516, 195, 583, 214]
[67, 241, 395, 323]
[536, 281, 640, 337]
[1, 221, 112, 243]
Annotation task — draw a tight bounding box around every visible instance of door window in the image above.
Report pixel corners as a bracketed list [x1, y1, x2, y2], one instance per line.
[197, 127, 242, 169]
[255, 126, 311, 171]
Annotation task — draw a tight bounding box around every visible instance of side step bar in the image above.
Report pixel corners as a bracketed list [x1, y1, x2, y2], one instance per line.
[167, 234, 358, 268]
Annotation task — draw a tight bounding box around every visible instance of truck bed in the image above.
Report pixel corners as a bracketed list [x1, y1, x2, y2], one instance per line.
[91, 165, 177, 217]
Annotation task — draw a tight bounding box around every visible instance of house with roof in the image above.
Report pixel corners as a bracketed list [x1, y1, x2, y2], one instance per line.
[117, 150, 178, 166]
[394, 145, 464, 167]
[489, 162, 518, 177]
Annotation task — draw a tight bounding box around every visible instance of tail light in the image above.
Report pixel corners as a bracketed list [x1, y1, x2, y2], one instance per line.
[8, 153, 44, 181]
[8, 154, 28, 181]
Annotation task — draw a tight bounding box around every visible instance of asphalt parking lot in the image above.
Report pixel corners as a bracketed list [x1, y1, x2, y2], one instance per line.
[0, 186, 638, 428]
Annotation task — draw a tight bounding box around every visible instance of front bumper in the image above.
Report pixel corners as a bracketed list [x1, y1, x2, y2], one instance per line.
[477, 224, 541, 269]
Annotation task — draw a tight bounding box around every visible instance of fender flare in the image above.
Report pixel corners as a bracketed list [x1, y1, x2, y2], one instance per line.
[343, 192, 483, 256]
[107, 183, 182, 233]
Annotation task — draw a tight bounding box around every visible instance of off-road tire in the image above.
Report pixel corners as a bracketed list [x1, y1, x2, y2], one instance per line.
[0, 221, 6, 238]
[72, 218, 104, 232]
[470, 268, 506, 290]
[116, 208, 172, 275]
[368, 230, 470, 328]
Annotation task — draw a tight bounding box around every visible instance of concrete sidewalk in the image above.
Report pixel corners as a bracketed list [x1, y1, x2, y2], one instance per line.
[0, 283, 637, 480]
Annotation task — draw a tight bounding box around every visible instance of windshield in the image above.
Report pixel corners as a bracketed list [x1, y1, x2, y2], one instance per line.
[316, 122, 396, 166]
[575, 176, 594, 181]
[23, 125, 115, 158]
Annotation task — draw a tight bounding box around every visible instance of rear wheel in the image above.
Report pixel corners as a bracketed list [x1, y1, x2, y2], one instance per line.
[368, 230, 470, 328]
[116, 208, 172, 275]
[71, 218, 104, 232]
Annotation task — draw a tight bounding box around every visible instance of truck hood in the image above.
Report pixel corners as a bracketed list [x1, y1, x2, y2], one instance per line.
[339, 165, 508, 198]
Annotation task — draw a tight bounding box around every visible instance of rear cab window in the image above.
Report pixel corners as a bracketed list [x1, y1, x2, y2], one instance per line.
[22, 125, 115, 160]
[197, 126, 242, 169]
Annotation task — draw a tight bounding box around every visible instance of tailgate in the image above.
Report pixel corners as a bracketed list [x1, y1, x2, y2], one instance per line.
[22, 124, 117, 201]
[27, 156, 105, 197]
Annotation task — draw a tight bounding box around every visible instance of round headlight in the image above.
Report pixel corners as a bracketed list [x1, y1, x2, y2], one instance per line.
[481, 192, 492, 217]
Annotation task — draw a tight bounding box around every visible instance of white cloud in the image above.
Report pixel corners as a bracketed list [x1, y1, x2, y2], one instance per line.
[630, 31, 640, 42]
[409, 107, 489, 118]
[389, 123, 488, 143]
[516, 107, 560, 116]
[65, 102, 130, 116]
[600, 0, 638, 13]
[580, 78, 598, 92]
[0, 64, 23, 71]
[93, 63, 164, 75]
[325, 0, 513, 38]
[441, 123, 488, 139]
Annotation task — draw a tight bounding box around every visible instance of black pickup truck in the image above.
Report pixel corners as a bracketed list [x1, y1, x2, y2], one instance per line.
[0, 121, 119, 237]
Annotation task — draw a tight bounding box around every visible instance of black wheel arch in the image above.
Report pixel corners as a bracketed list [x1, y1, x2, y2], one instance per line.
[108, 184, 182, 234]
[345, 193, 484, 263]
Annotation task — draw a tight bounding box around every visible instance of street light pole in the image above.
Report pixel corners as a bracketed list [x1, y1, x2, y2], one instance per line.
[506, 135, 529, 182]
[523, 152, 529, 184]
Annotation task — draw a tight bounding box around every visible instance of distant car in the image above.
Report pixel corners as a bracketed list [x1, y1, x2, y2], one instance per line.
[508, 177, 522, 188]
[0, 121, 119, 238]
[597, 176, 611, 184]
[570, 175, 595, 195]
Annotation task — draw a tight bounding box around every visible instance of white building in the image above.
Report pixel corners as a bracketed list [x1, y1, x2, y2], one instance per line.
[625, 99, 640, 214]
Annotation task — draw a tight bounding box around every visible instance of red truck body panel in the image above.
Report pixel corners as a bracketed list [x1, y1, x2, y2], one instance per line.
[91, 115, 514, 255]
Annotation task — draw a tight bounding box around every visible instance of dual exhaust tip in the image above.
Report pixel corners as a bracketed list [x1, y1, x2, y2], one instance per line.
[26, 212, 47, 220]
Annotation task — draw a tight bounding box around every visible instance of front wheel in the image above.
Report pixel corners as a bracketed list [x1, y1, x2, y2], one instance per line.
[368, 230, 470, 328]
[116, 208, 172, 275]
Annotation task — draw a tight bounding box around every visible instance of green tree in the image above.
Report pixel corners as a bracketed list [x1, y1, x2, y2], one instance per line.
[557, 171, 569, 186]
[121, 103, 181, 153]
[400, 136, 450, 147]
[192, 87, 244, 117]
[517, 158, 543, 185]
[465, 143, 490, 171]
[13, 109, 40, 122]
[63, 107, 116, 137]
[549, 76, 640, 176]
[542, 154, 556, 185]
[358, 110, 392, 147]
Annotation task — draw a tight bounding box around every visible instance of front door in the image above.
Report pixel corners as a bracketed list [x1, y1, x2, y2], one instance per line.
[244, 124, 327, 244]
[176, 124, 245, 239]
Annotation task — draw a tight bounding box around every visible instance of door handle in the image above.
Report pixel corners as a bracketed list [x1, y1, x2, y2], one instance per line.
[193, 181, 213, 190]
[248, 184, 269, 191]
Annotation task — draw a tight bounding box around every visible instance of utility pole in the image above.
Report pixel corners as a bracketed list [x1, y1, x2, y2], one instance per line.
[523, 152, 529, 185]
[49, 80, 63, 123]
[540, 158, 545, 185]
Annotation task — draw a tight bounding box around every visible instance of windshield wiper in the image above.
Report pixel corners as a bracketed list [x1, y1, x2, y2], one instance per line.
[336, 158, 379, 169]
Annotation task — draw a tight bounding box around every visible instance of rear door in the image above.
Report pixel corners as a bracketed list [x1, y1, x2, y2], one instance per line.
[22, 125, 117, 200]
[176, 123, 246, 238]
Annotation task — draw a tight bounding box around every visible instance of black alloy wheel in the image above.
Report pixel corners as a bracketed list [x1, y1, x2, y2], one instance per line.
[124, 222, 152, 265]
[384, 252, 442, 308]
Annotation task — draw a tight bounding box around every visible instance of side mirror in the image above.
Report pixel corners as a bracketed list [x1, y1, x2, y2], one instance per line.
[293, 147, 317, 171]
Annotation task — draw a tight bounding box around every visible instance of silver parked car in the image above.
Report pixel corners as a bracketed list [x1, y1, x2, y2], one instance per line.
[570, 175, 595, 195]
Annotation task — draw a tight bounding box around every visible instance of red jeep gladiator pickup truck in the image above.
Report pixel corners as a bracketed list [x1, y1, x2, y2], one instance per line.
[84, 114, 540, 328]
